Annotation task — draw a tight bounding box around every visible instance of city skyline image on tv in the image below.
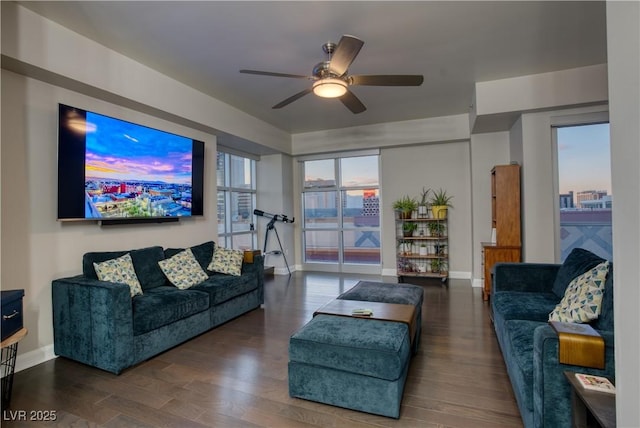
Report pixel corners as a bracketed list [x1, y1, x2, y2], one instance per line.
[83, 111, 196, 219]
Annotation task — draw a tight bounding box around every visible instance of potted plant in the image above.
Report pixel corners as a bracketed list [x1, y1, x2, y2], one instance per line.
[427, 221, 445, 237]
[402, 221, 418, 237]
[418, 187, 431, 218]
[419, 243, 428, 256]
[430, 258, 441, 273]
[429, 188, 453, 219]
[397, 239, 411, 255]
[393, 195, 418, 219]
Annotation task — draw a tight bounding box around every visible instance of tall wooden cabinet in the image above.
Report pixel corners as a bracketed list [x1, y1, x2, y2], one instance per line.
[482, 164, 521, 300]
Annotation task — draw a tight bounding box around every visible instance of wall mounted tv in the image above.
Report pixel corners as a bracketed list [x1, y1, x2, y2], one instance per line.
[57, 104, 204, 223]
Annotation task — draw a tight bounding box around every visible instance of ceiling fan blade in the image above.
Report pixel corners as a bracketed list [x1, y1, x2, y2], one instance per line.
[349, 75, 424, 86]
[240, 69, 311, 79]
[328, 35, 364, 76]
[273, 88, 313, 109]
[339, 90, 367, 114]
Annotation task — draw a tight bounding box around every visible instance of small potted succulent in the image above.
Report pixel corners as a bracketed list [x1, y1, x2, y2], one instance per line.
[402, 221, 418, 237]
[419, 243, 428, 256]
[393, 195, 418, 219]
[429, 188, 453, 219]
[418, 187, 431, 218]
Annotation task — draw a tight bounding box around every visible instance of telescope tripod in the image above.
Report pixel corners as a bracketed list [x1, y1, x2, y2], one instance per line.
[263, 216, 291, 275]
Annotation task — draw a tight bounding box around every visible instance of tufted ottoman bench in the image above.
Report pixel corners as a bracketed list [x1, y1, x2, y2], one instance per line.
[288, 314, 411, 418]
[337, 281, 424, 352]
[288, 281, 424, 418]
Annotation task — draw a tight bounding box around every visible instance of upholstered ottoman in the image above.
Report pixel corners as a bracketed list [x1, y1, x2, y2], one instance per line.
[337, 281, 424, 352]
[288, 314, 411, 418]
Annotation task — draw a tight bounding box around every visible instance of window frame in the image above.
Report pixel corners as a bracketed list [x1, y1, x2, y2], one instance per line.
[300, 151, 381, 273]
[217, 151, 257, 250]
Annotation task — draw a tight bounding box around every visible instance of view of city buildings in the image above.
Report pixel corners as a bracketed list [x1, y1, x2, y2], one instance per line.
[557, 123, 612, 261]
[85, 178, 193, 218]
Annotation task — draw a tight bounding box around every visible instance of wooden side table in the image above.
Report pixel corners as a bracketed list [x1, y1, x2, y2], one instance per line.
[564, 371, 616, 428]
[1, 328, 28, 409]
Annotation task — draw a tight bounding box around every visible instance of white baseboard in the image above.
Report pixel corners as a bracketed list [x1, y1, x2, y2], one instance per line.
[472, 278, 484, 288]
[15, 344, 56, 373]
[381, 268, 397, 277]
[448, 271, 471, 280]
[273, 265, 296, 275]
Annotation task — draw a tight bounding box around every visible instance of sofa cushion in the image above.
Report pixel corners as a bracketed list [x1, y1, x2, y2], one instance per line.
[192, 273, 258, 305]
[549, 261, 609, 323]
[551, 248, 606, 298]
[93, 253, 143, 297]
[83, 246, 166, 291]
[492, 291, 559, 323]
[158, 248, 209, 290]
[208, 247, 244, 276]
[164, 241, 215, 274]
[501, 319, 544, 416]
[132, 286, 209, 335]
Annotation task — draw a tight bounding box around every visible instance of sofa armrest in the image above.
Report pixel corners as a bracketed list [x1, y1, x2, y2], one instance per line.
[242, 255, 265, 304]
[533, 324, 615, 428]
[492, 262, 561, 295]
[52, 275, 134, 374]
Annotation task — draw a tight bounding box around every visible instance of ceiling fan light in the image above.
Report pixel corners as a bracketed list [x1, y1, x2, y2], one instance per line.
[312, 78, 347, 98]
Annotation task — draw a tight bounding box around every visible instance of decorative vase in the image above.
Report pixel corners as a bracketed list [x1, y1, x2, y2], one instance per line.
[419, 246, 427, 256]
[418, 205, 428, 218]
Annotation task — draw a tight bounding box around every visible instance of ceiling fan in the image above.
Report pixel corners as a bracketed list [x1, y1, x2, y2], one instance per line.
[240, 35, 424, 114]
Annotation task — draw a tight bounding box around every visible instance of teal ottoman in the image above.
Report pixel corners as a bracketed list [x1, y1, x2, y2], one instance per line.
[288, 314, 411, 418]
[337, 281, 424, 352]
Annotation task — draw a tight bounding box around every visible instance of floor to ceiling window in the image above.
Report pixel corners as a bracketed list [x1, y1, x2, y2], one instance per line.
[554, 122, 612, 262]
[217, 151, 257, 249]
[301, 152, 381, 271]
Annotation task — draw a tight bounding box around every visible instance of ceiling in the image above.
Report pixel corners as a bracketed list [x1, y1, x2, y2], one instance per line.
[19, 1, 607, 135]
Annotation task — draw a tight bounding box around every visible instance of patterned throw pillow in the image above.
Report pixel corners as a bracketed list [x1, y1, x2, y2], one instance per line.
[549, 261, 610, 323]
[93, 253, 143, 297]
[207, 247, 245, 276]
[158, 248, 209, 290]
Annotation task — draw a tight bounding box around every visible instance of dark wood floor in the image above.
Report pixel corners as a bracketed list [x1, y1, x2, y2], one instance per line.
[4, 273, 523, 427]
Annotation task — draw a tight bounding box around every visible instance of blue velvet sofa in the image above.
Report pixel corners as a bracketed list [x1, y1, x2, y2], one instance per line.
[52, 241, 263, 374]
[491, 248, 615, 428]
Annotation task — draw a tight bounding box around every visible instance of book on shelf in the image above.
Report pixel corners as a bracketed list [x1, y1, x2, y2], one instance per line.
[574, 373, 615, 394]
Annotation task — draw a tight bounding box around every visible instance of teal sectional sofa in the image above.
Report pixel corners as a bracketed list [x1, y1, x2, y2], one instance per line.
[52, 241, 263, 374]
[491, 248, 615, 428]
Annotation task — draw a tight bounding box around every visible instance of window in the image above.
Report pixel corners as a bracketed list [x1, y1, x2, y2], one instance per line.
[301, 154, 380, 269]
[555, 123, 612, 261]
[217, 151, 257, 249]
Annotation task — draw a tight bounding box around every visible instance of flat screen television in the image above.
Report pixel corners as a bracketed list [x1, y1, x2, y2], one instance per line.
[57, 104, 204, 222]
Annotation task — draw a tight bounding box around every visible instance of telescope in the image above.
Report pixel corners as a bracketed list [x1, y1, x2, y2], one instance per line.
[253, 209, 294, 224]
[254, 209, 293, 275]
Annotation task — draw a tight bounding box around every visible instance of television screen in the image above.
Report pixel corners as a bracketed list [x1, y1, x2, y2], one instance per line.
[57, 104, 204, 221]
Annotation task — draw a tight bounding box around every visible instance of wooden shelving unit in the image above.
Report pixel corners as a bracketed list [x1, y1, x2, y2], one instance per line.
[482, 164, 521, 300]
[396, 216, 448, 282]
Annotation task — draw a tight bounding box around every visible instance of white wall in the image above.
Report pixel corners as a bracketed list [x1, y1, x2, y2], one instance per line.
[469, 132, 511, 285]
[607, 2, 640, 425]
[380, 142, 472, 277]
[256, 154, 295, 274]
[1, 70, 218, 368]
